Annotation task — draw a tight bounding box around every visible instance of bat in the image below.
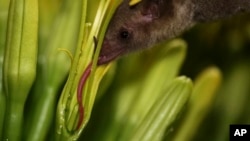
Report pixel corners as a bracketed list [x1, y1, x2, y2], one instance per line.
[98, 0, 250, 65]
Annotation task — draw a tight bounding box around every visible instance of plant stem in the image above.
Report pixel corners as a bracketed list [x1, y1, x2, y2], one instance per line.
[3, 100, 25, 140]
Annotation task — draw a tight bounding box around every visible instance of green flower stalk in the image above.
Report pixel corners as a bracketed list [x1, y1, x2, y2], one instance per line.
[111, 40, 188, 141]
[172, 67, 222, 141]
[2, 0, 38, 140]
[23, 0, 82, 141]
[130, 77, 192, 141]
[210, 62, 250, 141]
[0, 1, 8, 138]
[56, 0, 121, 140]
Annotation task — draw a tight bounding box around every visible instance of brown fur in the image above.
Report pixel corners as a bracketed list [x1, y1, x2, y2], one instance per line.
[98, 0, 250, 65]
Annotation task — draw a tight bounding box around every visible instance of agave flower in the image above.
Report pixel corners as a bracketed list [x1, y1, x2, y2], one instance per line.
[1, 0, 249, 141]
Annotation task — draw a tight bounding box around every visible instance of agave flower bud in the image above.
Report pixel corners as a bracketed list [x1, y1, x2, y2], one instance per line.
[2, 0, 38, 140]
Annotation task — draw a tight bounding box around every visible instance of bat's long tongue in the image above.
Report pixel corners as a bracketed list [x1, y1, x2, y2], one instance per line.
[77, 62, 92, 129]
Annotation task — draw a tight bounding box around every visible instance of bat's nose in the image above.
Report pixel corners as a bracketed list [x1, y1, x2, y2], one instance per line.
[98, 39, 125, 65]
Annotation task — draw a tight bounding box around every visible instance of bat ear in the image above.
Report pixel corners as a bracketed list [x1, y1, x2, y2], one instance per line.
[140, 0, 164, 20]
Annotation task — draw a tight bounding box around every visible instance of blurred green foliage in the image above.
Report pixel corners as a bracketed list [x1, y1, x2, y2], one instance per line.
[182, 15, 250, 141]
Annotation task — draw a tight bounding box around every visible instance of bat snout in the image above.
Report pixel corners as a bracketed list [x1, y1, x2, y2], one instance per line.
[98, 40, 125, 65]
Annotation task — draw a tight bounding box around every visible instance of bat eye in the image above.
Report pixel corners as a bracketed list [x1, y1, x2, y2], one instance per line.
[120, 30, 130, 39]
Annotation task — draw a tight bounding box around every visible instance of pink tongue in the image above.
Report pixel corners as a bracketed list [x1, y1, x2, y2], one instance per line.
[77, 62, 92, 129]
